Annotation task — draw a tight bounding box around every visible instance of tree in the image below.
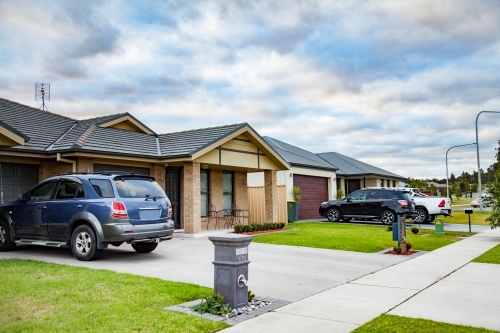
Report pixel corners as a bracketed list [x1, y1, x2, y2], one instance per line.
[406, 179, 429, 190]
[486, 141, 500, 229]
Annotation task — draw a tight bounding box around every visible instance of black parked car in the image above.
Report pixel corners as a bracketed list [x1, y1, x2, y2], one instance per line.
[319, 188, 416, 224]
[0, 172, 174, 261]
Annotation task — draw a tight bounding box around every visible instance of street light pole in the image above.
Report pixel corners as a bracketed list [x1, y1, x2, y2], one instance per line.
[446, 143, 476, 199]
[476, 111, 500, 211]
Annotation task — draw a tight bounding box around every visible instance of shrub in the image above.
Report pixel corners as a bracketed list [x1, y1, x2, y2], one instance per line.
[411, 227, 419, 234]
[387, 226, 392, 231]
[242, 225, 249, 233]
[234, 224, 243, 233]
[279, 222, 285, 228]
[406, 242, 413, 250]
[248, 290, 255, 302]
[247, 224, 254, 232]
[190, 293, 232, 316]
[393, 246, 402, 254]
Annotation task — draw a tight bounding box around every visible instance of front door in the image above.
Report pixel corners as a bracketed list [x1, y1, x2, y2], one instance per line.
[165, 167, 181, 229]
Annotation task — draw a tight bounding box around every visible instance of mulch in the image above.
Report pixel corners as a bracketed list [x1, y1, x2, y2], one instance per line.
[232, 228, 288, 236]
[385, 250, 419, 256]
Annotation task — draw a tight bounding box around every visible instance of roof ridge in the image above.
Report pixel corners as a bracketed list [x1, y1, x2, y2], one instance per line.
[78, 112, 128, 123]
[72, 124, 97, 149]
[319, 151, 371, 173]
[159, 123, 246, 136]
[0, 97, 77, 122]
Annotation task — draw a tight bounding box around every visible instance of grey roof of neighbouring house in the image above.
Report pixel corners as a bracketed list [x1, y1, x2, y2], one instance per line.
[264, 137, 337, 171]
[317, 151, 406, 180]
[0, 97, 249, 158]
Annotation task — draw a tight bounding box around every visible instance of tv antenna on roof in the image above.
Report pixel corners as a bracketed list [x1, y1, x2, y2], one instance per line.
[35, 82, 50, 111]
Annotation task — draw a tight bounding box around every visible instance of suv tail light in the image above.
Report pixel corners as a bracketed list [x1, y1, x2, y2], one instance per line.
[168, 202, 172, 218]
[111, 201, 128, 219]
[398, 200, 408, 208]
[438, 199, 445, 207]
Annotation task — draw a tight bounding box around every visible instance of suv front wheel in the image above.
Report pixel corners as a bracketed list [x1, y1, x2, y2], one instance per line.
[326, 208, 340, 222]
[71, 225, 103, 261]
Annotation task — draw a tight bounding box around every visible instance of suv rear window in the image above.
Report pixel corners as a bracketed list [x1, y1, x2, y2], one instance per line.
[89, 179, 115, 198]
[114, 177, 165, 198]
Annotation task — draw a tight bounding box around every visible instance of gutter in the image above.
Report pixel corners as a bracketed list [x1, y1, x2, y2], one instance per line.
[57, 153, 76, 172]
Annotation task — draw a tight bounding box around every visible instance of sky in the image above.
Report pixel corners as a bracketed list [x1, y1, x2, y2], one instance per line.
[1, 0, 499, 180]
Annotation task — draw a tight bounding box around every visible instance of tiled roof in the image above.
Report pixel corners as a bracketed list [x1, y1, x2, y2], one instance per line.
[264, 137, 336, 170]
[158, 123, 245, 157]
[317, 151, 406, 180]
[0, 98, 76, 151]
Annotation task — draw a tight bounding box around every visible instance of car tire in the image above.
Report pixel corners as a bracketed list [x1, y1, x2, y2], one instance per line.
[0, 219, 16, 252]
[414, 208, 429, 224]
[341, 218, 352, 222]
[429, 215, 436, 223]
[326, 208, 341, 222]
[132, 242, 158, 253]
[71, 225, 103, 261]
[380, 210, 396, 225]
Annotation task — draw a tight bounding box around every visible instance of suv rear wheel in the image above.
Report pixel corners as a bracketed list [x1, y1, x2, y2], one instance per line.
[0, 219, 16, 251]
[132, 242, 158, 253]
[326, 208, 340, 222]
[71, 225, 103, 261]
[380, 210, 396, 225]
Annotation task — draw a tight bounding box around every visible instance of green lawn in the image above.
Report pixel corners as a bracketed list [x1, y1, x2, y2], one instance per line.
[442, 210, 491, 225]
[472, 244, 500, 264]
[353, 314, 496, 333]
[253, 223, 474, 253]
[0, 259, 228, 333]
[450, 197, 474, 206]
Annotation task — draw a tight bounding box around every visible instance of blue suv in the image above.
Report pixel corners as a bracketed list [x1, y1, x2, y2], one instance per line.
[0, 172, 174, 261]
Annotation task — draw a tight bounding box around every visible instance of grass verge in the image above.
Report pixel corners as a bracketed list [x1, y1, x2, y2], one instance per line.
[353, 314, 496, 333]
[253, 223, 474, 253]
[472, 244, 500, 264]
[0, 259, 228, 333]
[442, 210, 491, 225]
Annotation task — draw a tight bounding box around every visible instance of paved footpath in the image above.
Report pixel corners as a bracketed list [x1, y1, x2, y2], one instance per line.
[222, 228, 500, 332]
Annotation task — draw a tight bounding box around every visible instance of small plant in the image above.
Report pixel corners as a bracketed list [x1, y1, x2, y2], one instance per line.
[406, 242, 412, 250]
[393, 245, 402, 254]
[387, 226, 393, 231]
[411, 227, 419, 234]
[248, 290, 255, 302]
[336, 188, 345, 199]
[234, 224, 243, 233]
[291, 186, 301, 201]
[279, 222, 285, 228]
[190, 293, 232, 316]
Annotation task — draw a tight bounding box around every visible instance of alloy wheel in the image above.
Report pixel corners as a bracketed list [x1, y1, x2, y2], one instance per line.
[75, 231, 92, 255]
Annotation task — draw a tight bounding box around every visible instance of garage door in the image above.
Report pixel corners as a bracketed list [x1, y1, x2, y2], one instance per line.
[293, 175, 328, 220]
[0, 162, 38, 204]
[94, 164, 150, 175]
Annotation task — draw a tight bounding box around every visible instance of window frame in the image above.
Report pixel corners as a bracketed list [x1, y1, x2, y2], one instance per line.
[200, 169, 209, 217]
[222, 171, 234, 215]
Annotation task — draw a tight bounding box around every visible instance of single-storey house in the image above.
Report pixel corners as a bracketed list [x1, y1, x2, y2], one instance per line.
[0, 98, 290, 234]
[248, 139, 407, 220]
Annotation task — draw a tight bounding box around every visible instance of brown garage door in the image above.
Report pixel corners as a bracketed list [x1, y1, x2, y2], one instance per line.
[293, 175, 328, 220]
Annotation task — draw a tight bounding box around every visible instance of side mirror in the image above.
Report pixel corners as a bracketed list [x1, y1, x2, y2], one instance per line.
[18, 194, 27, 201]
[346, 197, 351, 202]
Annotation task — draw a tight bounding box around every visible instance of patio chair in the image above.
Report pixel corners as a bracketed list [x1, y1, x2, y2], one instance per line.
[206, 204, 225, 230]
[231, 203, 250, 225]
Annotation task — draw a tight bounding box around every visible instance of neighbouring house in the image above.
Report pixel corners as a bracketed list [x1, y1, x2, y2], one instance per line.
[317, 152, 407, 195]
[248, 139, 407, 220]
[248, 137, 337, 220]
[0, 98, 290, 234]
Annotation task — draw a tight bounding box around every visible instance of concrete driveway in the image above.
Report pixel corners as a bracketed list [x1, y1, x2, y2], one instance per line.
[0, 231, 409, 302]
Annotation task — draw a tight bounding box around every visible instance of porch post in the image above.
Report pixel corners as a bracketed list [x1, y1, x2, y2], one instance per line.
[183, 162, 201, 234]
[264, 170, 278, 222]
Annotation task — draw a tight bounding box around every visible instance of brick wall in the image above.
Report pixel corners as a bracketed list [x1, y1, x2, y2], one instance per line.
[76, 158, 93, 173]
[182, 162, 200, 234]
[150, 164, 165, 191]
[38, 160, 72, 180]
[264, 170, 278, 222]
[234, 171, 248, 211]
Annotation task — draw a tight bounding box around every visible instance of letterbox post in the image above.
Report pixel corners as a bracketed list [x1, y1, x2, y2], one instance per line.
[398, 213, 407, 254]
[209, 234, 254, 309]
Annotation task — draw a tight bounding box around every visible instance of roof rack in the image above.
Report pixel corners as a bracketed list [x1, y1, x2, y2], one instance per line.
[61, 171, 138, 176]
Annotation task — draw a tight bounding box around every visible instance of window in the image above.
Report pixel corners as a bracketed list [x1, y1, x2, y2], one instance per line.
[223, 171, 234, 214]
[114, 178, 165, 198]
[28, 181, 57, 201]
[367, 190, 385, 200]
[349, 190, 367, 201]
[200, 170, 209, 217]
[89, 179, 114, 198]
[55, 180, 84, 199]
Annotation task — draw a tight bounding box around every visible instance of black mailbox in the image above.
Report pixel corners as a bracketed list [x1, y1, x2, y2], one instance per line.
[464, 208, 473, 214]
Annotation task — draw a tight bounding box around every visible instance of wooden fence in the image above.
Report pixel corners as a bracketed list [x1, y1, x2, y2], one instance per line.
[247, 185, 287, 224]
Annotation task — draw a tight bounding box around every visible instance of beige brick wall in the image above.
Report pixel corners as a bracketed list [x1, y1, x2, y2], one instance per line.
[264, 170, 278, 222]
[182, 162, 201, 234]
[38, 160, 72, 180]
[76, 158, 93, 173]
[202, 169, 223, 230]
[234, 171, 248, 211]
[150, 164, 165, 191]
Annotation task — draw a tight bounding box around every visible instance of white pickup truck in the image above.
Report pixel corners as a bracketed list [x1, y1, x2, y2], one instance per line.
[394, 187, 452, 223]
